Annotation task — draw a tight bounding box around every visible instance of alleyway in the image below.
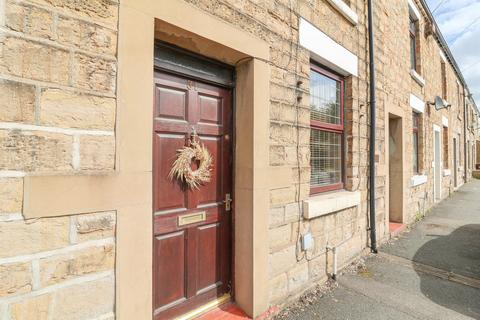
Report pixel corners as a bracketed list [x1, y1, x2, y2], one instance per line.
[278, 180, 480, 320]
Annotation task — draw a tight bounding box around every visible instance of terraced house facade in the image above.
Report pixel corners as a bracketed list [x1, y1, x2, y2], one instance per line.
[0, 0, 478, 319]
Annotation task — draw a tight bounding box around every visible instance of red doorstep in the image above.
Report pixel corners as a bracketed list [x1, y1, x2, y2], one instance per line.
[389, 222, 406, 237]
[196, 303, 250, 320]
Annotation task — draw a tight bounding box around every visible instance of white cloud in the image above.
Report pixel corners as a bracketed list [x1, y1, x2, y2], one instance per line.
[426, 0, 480, 100]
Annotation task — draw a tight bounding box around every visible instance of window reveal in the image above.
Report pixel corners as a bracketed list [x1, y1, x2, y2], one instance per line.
[309, 64, 344, 194]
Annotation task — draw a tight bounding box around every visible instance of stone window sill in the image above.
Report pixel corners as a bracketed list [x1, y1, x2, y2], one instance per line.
[303, 190, 361, 219]
[410, 69, 426, 87]
[411, 174, 427, 187]
[325, 0, 358, 25]
[443, 169, 451, 177]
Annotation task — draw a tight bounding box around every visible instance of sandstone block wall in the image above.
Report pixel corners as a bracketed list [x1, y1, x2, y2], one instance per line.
[0, 0, 117, 174]
[0, 0, 118, 319]
[0, 0, 476, 317]
[0, 211, 116, 319]
[184, 0, 384, 305]
[186, 0, 474, 308]
[397, 0, 469, 221]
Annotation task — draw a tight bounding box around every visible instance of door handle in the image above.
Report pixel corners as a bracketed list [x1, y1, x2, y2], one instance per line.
[223, 193, 232, 211]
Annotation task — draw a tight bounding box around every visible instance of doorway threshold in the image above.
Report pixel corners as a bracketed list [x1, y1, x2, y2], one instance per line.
[389, 222, 406, 238]
[175, 294, 235, 320]
[196, 299, 249, 320]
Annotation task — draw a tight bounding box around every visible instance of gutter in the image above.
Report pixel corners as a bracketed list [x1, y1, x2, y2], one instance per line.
[367, 0, 377, 253]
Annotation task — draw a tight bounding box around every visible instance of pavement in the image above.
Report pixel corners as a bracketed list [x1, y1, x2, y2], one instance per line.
[278, 180, 480, 320]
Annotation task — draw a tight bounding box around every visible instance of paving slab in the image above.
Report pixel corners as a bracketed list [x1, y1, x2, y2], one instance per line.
[279, 285, 419, 320]
[383, 180, 480, 280]
[276, 180, 480, 320]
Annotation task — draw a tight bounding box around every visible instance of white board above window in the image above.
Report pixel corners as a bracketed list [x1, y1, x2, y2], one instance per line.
[299, 18, 358, 77]
[408, 0, 421, 21]
[410, 94, 425, 113]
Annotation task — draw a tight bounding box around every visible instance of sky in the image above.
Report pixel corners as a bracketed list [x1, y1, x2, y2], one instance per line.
[425, 0, 480, 102]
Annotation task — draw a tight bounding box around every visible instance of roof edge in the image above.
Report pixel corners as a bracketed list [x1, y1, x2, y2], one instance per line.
[417, 0, 478, 113]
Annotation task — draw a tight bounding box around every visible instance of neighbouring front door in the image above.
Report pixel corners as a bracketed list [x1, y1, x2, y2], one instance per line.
[153, 70, 232, 319]
[454, 137, 458, 187]
[434, 129, 441, 201]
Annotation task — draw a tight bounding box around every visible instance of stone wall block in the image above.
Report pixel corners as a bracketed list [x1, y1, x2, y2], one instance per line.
[285, 146, 309, 166]
[287, 263, 309, 293]
[308, 254, 327, 281]
[0, 177, 23, 213]
[5, 1, 54, 39]
[79, 135, 115, 171]
[39, 89, 116, 130]
[313, 235, 326, 256]
[9, 293, 52, 320]
[291, 167, 310, 184]
[269, 273, 288, 303]
[284, 202, 300, 223]
[0, 262, 32, 297]
[269, 145, 285, 166]
[50, 275, 115, 320]
[0, 36, 70, 85]
[0, 79, 35, 124]
[39, 244, 115, 286]
[269, 224, 291, 250]
[74, 211, 116, 242]
[269, 245, 296, 277]
[270, 187, 296, 207]
[72, 53, 116, 93]
[0, 217, 69, 258]
[269, 207, 285, 227]
[29, 0, 119, 26]
[0, 130, 73, 172]
[57, 16, 117, 55]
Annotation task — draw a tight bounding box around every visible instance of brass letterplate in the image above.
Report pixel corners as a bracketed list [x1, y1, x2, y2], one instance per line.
[178, 211, 206, 226]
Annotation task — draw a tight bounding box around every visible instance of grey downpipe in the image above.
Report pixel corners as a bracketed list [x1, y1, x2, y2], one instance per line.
[367, 0, 378, 253]
[464, 94, 468, 183]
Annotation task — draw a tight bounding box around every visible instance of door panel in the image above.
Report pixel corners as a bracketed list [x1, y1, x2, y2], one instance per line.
[199, 94, 223, 125]
[155, 85, 188, 121]
[197, 137, 221, 206]
[153, 70, 232, 320]
[153, 133, 188, 214]
[154, 231, 187, 310]
[196, 223, 221, 293]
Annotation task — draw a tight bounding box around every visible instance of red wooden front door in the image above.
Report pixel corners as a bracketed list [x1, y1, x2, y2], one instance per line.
[153, 70, 232, 319]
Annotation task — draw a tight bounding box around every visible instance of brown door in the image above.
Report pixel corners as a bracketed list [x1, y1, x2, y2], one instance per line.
[153, 70, 232, 319]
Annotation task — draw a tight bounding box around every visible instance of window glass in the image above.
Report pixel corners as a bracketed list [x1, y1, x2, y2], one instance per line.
[410, 36, 417, 71]
[310, 71, 341, 125]
[441, 62, 447, 100]
[310, 65, 344, 193]
[310, 130, 342, 187]
[409, 16, 417, 71]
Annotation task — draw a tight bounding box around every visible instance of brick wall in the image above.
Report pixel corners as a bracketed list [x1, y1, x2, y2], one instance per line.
[0, 0, 118, 318]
